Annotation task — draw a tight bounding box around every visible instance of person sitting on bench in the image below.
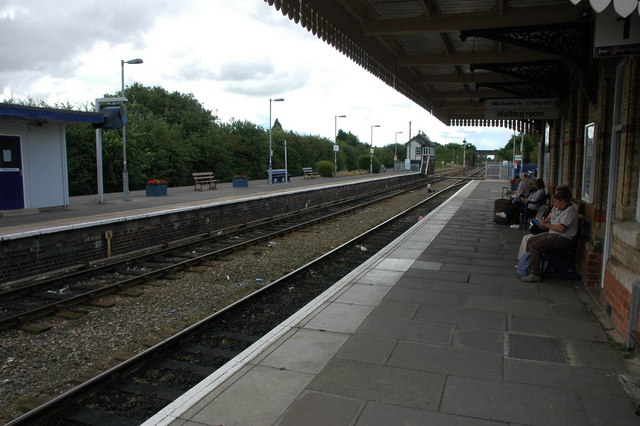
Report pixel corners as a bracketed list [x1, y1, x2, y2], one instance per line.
[520, 178, 547, 229]
[520, 187, 579, 282]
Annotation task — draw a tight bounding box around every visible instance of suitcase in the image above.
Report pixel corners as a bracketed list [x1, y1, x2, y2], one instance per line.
[494, 198, 510, 224]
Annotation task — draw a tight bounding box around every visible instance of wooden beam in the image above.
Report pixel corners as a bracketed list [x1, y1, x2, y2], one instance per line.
[417, 73, 522, 84]
[426, 89, 516, 99]
[362, 4, 583, 36]
[397, 50, 558, 66]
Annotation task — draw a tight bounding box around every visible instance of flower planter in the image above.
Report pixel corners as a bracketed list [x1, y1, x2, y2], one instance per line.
[146, 183, 168, 196]
[232, 177, 249, 187]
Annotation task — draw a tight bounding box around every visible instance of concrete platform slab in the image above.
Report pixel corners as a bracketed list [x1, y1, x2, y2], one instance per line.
[307, 358, 446, 411]
[185, 365, 314, 426]
[275, 391, 364, 426]
[355, 401, 508, 426]
[259, 328, 349, 374]
[440, 375, 589, 426]
[414, 304, 506, 330]
[356, 315, 454, 344]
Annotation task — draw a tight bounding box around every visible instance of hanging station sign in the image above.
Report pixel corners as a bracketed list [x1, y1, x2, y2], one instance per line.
[484, 98, 560, 120]
[593, 4, 640, 57]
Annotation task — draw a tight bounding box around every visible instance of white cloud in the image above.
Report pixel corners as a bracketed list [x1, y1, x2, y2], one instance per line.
[0, 0, 514, 149]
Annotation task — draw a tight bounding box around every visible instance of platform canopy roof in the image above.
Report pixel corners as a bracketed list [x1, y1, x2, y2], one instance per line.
[0, 103, 104, 125]
[264, 0, 608, 132]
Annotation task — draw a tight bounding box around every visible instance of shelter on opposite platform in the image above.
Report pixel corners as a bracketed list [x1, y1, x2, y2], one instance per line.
[0, 103, 103, 211]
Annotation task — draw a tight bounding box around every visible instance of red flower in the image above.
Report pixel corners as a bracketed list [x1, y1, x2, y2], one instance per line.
[147, 179, 168, 184]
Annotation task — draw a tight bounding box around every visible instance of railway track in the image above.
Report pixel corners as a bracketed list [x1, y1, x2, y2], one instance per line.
[7, 178, 472, 425]
[0, 168, 482, 332]
[0, 176, 442, 331]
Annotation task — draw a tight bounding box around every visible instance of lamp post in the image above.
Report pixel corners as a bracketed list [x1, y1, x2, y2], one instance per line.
[462, 138, 467, 176]
[370, 124, 380, 174]
[334, 114, 346, 176]
[120, 58, 143, 201]
[268, 98, 284, 184]
[394, 131, 403, 171]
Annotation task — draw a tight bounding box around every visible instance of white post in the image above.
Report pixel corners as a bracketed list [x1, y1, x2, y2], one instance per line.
[268, 98, 284, 184]
[284, 140, 288, 182]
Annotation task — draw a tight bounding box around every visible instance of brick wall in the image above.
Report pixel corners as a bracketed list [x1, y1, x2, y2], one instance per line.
[603, 269, 638, 340]
[0, 175, 419, 284]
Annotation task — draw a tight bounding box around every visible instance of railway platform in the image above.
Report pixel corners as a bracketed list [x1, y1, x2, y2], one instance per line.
[0, 172, 405, 238]
[141, 179, 640, 426]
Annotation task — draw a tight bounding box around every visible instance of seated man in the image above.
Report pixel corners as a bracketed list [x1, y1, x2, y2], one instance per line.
[496, 173, 532, 224]
[521, 188, 579, 282]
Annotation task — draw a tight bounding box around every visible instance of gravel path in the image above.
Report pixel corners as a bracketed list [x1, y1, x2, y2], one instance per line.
[0, 184, 442, 423]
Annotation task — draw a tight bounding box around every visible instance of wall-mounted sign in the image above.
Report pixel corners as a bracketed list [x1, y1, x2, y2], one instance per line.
[484, 98, 560, 120]
[594, 5, 640, 57]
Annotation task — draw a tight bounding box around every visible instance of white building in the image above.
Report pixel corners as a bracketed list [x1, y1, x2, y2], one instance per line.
[404, 131, 436, 174]
[0, 103, 103, 211]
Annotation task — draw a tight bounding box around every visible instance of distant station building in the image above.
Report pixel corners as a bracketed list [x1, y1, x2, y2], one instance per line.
[404, 131, 435, 175]
[0, 103, 103, 211]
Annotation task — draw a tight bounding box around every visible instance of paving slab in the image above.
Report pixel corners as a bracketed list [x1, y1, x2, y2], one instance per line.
[303, 302, 375, 334]
[385, 287, 467, 306]
[465, 294, 550, 317]
[355, 401, 508, 426]
[186, 365, 314, 426]
[387, 340, 503, 380]
[414, 304, 506, 330]
[508, 314, 609, 341]
[276, 391, 364, 426]
[334, 334, 397, 364]
[504, 358, 629, 396]
[453, 326, 505, 353]
[440, 375, 589, 426]
[259, 328, 349, 374]
[307, 358, 447, 411]
[369, 300, 419, 319]
[356, 315, 454, 344]
[578, 391, 640, 426]
[335, 283, 391, 306]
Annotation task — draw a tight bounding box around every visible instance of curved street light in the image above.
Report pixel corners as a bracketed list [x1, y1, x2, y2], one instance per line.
[268, 98, 284, 184]
[120, 58, 143, 201]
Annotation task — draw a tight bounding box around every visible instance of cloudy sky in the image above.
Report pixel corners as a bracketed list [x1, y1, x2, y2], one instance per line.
[0, 0, 515, 149]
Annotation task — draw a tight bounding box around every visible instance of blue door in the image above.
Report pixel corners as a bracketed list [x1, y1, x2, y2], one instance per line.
[0, 135, 25, 210]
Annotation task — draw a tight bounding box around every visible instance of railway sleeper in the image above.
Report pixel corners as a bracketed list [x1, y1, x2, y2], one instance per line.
[63, 407, 141, 426]
[156, 359, 217, 377]
[183, 343, 241, 360]
[116, 381, 185, 402]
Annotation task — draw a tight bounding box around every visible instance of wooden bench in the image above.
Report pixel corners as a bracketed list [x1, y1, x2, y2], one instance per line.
[268, 169, 291, 183]
[302, 167, 319, 179]
[192, 172, 218, 191]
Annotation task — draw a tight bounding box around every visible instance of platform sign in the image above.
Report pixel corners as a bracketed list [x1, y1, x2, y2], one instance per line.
[594, 5, 640, 57]
[484, 98, 559, 120]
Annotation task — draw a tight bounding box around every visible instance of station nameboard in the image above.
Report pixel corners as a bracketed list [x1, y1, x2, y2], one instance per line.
[484, 98, 559, 120]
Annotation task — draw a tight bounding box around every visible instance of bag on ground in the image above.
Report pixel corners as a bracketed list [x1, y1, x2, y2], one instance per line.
[515, 252, 531, 278]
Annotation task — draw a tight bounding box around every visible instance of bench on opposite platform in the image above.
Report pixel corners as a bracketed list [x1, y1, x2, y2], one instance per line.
[302, 167, 319, 179]
[268, 169, 291, 183]
[192, 172, 219, 191]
